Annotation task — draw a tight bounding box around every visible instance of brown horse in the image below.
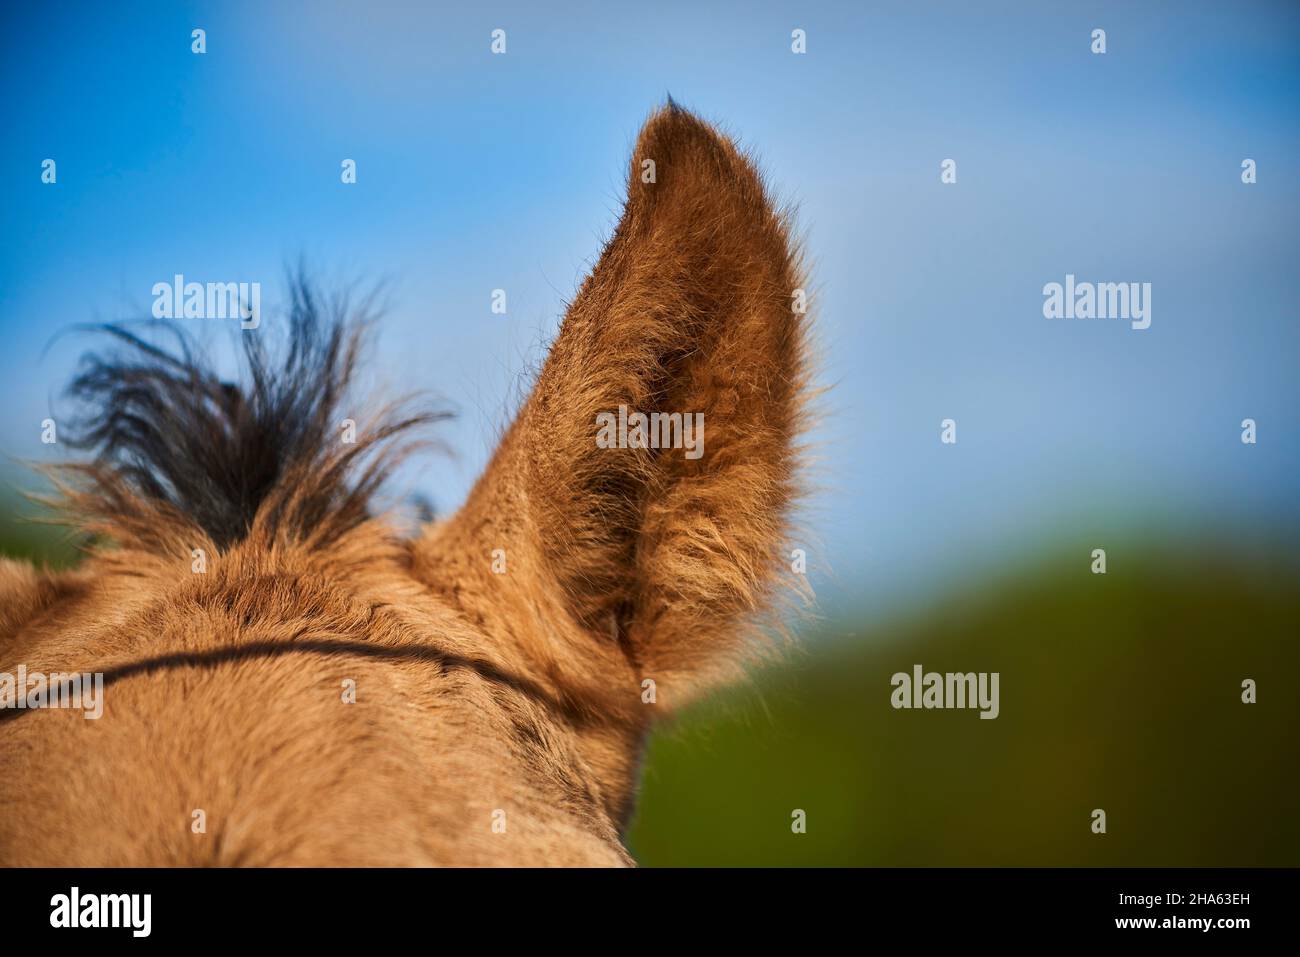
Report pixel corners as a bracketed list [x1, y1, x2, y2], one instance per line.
[0, 103, 811, 866]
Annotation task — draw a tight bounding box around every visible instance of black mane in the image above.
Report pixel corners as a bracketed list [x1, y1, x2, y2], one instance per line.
[59, 276, 447, 550]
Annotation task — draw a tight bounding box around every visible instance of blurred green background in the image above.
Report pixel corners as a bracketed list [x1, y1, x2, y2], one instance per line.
[627, 531, 1300, 866]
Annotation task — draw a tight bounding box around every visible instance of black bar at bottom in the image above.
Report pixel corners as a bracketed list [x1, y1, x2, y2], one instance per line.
[0, 866, 1291, 941]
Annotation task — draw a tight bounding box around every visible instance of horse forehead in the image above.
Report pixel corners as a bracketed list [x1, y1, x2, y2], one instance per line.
[2, 548, 633, 863]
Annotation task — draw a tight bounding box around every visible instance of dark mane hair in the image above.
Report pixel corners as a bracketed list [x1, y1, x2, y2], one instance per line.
[53, 276, 448, 551]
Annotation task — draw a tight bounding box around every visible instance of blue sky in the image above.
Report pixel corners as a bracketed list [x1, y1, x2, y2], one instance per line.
[2, 1, 1298, 618]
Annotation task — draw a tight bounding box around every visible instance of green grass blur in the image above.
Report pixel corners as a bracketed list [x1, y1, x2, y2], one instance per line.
[627, 539, 1300, 866]
[0, 489, 79, 569]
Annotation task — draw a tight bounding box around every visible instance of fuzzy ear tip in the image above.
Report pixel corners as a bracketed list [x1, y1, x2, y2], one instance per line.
[637, 98, 730, 162]
[633, 100, 775, 213]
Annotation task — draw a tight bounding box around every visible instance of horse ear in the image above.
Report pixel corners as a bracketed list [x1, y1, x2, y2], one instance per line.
[417, 103, 811, 705]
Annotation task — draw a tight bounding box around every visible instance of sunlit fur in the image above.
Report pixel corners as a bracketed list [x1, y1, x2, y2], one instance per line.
[0, 103, 812, 866]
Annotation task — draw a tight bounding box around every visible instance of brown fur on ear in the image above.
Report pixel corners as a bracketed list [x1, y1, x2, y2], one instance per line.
[417, 102, 812, 705]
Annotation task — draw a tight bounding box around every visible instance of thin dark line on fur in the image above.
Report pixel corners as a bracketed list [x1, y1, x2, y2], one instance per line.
[0, 639, 622, 730]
